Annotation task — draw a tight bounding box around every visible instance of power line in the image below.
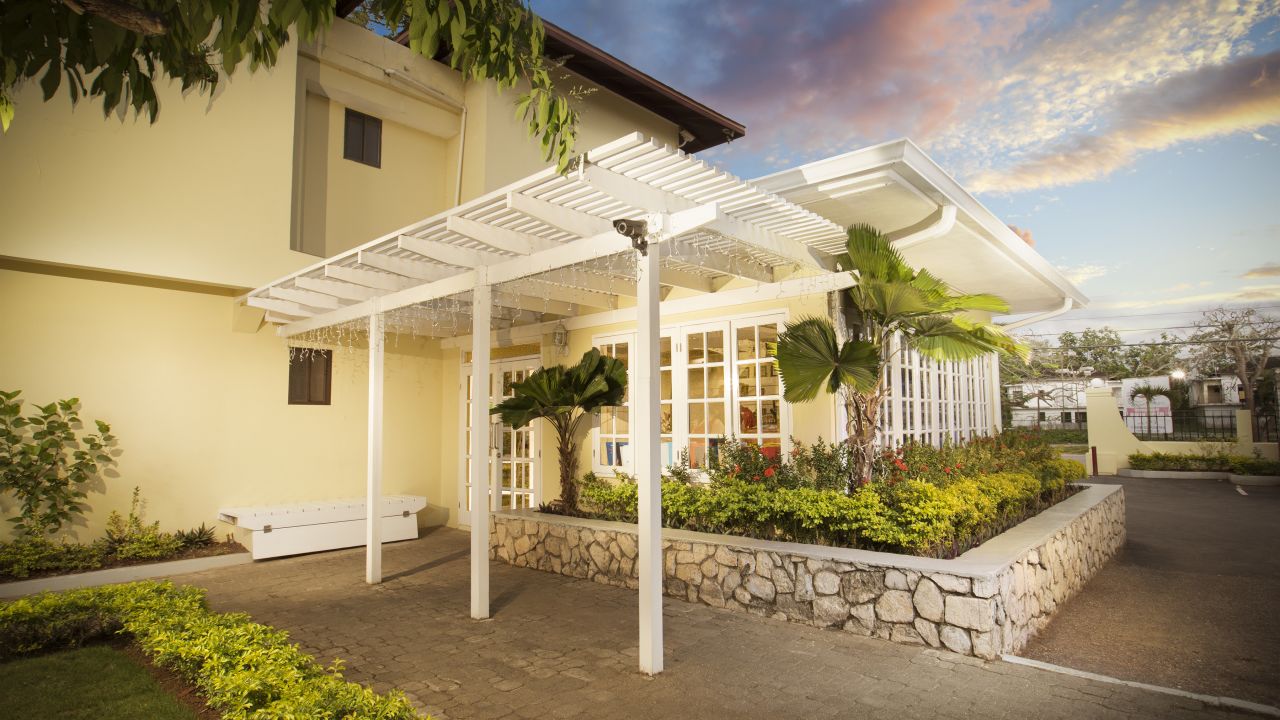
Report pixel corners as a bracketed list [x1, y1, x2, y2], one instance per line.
[1015, 321, 1279, 337]
[1002, 304, 1280, 324]
[1023, 336, 1280, 351]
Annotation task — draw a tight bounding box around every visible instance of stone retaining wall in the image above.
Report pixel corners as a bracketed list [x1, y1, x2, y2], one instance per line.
[490, 484, 1125, 659]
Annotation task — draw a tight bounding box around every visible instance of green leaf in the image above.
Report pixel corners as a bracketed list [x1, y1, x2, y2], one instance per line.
[775, 316, 879, 403]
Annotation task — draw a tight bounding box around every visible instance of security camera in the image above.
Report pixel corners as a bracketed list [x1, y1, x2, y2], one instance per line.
[612, 218, 648, 240]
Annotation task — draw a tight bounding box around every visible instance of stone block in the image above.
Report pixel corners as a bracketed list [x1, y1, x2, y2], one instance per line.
[912, 577, 944, 622]
[971, 575, 998, 598]
[676, 563, 703, 586]
[700, 557, 719, 578]
[812, 595, 849, 627]
[714, 545, 737, 567]
[885, 569, 909, 590]
[875, 590, 914, 623]
[842, 571, 885, 604]
[890, 624, 924, 645]
[813, 570, 840, 596]
[931, 573, 971, 594]
[944, 595, 994, 632]
[744, 574, 776, 602]
[913, 618, 940, 647]
[972, 630, 997, 659]
[939, 625, 971, 655]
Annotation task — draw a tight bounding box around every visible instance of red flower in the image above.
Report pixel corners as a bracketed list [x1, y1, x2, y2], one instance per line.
[894, 460, 907, 471]
[734, 464, 741, 473]
[764, 466, 776, 478]
[943, 467, 952, 475]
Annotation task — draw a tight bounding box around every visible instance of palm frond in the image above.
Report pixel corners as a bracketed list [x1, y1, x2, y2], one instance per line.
[845, 224, 912, 283]
[905, 316, 1028, 362]
[774, 316, 880, 402]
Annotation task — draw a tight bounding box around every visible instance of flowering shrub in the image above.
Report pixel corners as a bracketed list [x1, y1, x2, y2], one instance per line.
[573, 432, 1083, 558]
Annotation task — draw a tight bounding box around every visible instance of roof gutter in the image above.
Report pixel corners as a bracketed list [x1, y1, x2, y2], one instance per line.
[1000, 297, 1073, 331]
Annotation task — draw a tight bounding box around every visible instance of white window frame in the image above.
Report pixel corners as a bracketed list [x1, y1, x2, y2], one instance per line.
[591, 311, 791, 476]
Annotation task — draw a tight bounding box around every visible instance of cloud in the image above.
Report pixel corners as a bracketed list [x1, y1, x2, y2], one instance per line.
[1008, 224, 1036, 246]
[1095, 284, 1280, 308]
[1056, 263, 1109, 285]
[1254, 132, 1271, 141]
[969, 49, 1280, 192]
[1241, 262, 1280, 278]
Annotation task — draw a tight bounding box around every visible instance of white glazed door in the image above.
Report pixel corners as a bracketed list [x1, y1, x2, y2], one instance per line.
[460, 356, 541, 525]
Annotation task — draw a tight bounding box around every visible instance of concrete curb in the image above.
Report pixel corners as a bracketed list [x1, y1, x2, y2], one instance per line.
[1117, 468, 1280, 486]
[0, 551, 253, 599]
[1001, 655, 1280, 717]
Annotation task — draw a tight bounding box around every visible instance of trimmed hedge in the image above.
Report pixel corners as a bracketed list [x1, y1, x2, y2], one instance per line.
[0, 582, 423, 719]
[1128, 451, 1280, 476]
[579, 465, 1080, 558]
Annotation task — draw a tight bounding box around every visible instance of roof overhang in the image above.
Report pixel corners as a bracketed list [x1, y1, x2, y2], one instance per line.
[752, 139, 1088, 315]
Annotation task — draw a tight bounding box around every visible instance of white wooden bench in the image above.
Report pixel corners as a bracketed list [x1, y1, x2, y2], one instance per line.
[218, 495, 427, 559]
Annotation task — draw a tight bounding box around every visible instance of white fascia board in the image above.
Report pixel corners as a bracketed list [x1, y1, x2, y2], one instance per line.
[439, 272, 855, 349]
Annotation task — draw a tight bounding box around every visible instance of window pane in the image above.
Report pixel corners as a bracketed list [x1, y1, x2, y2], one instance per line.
[761, 400, 780, 433]
[343, 109, 363, 161]
[759, 324, 778, 356]
[614, 342, 629, 365]
[739, 402, 758, 433]
[689, 404, 706, 433]
[615, 408, 629, 434]
[689, 438, 707, 468]
[660, 404, 672, 433]
[759, 363, 779, 396]
[661, 369, 672, 400]
[688, 333, 704, 364]
[738, 364, 757, 397]
[364, 115, 382, 167]
[736, 326, 756, 360]
[707, 366, 724, 398]
[660, 336, 671, 366]
[706, 331, 724, 362]
[708, 403, 725, 435]
[688, 368, 705, 399]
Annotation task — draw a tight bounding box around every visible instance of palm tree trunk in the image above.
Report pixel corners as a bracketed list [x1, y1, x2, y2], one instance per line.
[558, 426, 579, 511]
[844, 389, 884, 492]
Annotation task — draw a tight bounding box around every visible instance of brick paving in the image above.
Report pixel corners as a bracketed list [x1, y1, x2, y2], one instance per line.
[178, 528, 1255, 720]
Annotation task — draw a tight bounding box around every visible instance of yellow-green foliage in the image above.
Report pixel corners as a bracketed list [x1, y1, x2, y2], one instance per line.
[578, 470, 1058, 557]
[0, 582, 423, 719]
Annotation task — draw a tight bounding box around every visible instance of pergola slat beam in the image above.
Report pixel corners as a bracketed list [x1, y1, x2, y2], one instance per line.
[267, 286, 343, 310]
[537, 268, 636, 297]
[326, 265, 417, 292]
[502, 279, 618, 309]
[506, 192, 614, 238]
[279, 232, 630, 337]
[295, 276, 385, 301]
[358, 251, 452, 281]
[666, 242, 774, 284]
[447, 215, 561, 255]
[399, 235, 503, 269]
[247, 296, 316, 317]
[657, 265, 714, 293]
[492, 290, 577, 317]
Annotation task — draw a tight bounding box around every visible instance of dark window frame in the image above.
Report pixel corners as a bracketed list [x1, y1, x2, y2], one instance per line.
[288, 348, 333, 405]
[343, 108, 382, 168]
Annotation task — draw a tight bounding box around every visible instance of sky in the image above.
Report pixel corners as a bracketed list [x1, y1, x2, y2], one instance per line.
[531, 0, 1280, 344]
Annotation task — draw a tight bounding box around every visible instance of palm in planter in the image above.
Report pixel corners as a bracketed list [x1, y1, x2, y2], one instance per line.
[491, 349, 627, 511]
[774, 224, 1026, 490]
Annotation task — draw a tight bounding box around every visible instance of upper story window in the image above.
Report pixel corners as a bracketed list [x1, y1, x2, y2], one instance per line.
[343, 108, 382, 168]
[289, 348, 332, 405]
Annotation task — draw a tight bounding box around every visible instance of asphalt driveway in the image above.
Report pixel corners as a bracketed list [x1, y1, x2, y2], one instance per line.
[1021, 474, 1280, 707]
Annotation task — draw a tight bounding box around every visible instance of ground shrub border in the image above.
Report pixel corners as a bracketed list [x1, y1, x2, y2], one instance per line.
[0, 581, 422, 719]
[1128, 451, 1280, 476]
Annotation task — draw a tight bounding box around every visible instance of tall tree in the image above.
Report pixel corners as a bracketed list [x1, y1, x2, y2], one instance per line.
[1117, 332, 1183, 377]
[1187, 307, 1280, 413]
[774, 224, 1025, 489]
[0, 0, 580, 171]
[1056, 327, 1127, 377]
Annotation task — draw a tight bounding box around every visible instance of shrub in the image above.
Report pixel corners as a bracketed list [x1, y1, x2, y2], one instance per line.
[174, 523, 217, 549]
[1034, 458, 1087, 491]
[0, 582, 422, 719]
[104, 487, 183, 560]
[0, 390, 115, 538]
[1128, 451, 1280, 476]
[0, 538, 107, 580]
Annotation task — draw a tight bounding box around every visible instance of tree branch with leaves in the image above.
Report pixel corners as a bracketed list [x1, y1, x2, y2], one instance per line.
[0, 0, 581, 171]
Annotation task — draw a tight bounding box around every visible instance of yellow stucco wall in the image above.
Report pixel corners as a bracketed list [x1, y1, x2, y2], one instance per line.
[0, 267, 444, 542]
[0, 52, 307, 290]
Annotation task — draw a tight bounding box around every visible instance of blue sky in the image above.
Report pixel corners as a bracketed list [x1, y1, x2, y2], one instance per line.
[532, 0, 1280, 340]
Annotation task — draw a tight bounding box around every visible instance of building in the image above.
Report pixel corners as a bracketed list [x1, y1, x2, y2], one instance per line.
[1005, 378, 1096, 429]
[0, 17, 1083, 547]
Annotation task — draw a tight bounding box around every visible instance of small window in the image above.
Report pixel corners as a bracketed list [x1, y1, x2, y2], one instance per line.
[343, 108, 382, 168]
[289, 348, 332, 405]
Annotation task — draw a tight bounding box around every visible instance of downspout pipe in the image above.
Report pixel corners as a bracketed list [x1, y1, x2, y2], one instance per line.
[382, 67, 467, 206]
[1000, 297, 1073, 331]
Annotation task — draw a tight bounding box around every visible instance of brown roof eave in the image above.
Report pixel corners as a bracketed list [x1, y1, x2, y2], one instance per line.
[336, 5, 744, 153]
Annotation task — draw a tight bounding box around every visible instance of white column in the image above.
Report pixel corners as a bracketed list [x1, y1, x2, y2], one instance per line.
[635, 240, 663, 674]
[366, 312, 385, 585]
[470, 279, 492, 619]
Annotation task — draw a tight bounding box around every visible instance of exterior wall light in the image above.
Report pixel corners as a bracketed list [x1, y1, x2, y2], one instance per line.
[552, 321, 569, 356]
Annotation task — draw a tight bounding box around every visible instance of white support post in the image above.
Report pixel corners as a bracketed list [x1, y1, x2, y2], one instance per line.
[634, 236, 663, 675]
[470, 276, 492, 619]
[366, 312, 385, 585]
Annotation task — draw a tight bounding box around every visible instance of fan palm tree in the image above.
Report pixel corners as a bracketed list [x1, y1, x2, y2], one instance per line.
[491, 348, 627, 511]
[774, 224, 1026, 490]
[1128, 383, 1169, 437]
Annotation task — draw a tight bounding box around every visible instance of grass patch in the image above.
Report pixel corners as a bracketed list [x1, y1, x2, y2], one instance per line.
[1055, 444, 1088, 454]
[0, 644, 197, 719]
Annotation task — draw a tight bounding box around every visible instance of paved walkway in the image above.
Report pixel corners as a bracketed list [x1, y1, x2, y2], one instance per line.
[1023, 475, 1280, 707]
[176, 528, 1259, 720]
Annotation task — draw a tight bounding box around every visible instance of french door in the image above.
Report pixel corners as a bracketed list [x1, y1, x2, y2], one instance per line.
[459, 356, 541, 525]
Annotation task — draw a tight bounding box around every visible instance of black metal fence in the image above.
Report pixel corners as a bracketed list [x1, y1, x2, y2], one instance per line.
[1254, 412, 1279, 443]
[1123, 411, 1237, 442]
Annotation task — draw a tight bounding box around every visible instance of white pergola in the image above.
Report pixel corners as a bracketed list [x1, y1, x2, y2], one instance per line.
[246, 132, 967, 674]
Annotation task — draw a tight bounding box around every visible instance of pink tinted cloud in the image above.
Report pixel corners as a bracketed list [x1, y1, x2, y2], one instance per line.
[688, 0, 1050, 165]
[970, 49, 1280, 192]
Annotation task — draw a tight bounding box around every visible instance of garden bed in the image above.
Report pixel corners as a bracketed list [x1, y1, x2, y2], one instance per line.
[1, 540, 246, 584]
[1124, 451, 1280, 486]
[1117, 468, 1280, 486]
[491, 483, 1125, 660]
